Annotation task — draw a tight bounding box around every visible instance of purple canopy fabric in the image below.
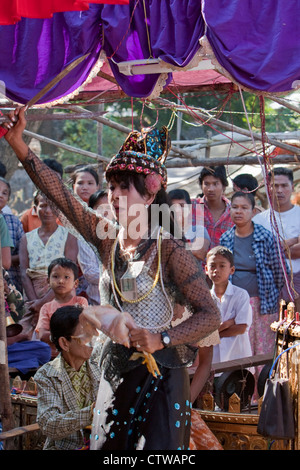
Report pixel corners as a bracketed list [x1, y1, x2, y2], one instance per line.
[0, 0, 299, 103]
[101, 0, 205, 97]
[204, 0, 300, 93]
[0, 5, 103, 104]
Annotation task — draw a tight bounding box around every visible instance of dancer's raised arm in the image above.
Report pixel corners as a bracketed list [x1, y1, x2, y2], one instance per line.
[3, 106, 29, 159]
[3, 107, 114, 257]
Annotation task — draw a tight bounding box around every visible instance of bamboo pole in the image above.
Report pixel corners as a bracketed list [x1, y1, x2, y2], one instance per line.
[65, 103, 300, 163]
[0, 422, 40, 441]
[172, 131, 300, 148]
[166, 153, 300, 167]
[0, 240, 15, 450]
[268, 95, 300, 115]
[5, 101, 300, 166]
[155, 97, 300, 156]
[0, 110, 106, 124]
[23, 130, 110, 164]
[64, 105, 132, 134]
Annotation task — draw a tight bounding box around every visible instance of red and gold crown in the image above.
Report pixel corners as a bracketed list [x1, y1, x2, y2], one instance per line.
[105, 126, 171, 192]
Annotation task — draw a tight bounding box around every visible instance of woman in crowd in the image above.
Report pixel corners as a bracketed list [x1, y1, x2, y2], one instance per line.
[168, 188, 210, 263]
[0, 212, 13, 269]
[70, 165, 99, 204]
[15, 191, 78, 342]
[220, 191, 287, 358]
[0, 176, 25, 292]
[3, 107, 220, 451]
[69, 165, 99, 299]
[34, 305, 101, 450]
[77, 190, 113, 305]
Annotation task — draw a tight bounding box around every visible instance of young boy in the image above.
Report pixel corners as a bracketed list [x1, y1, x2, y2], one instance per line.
[35, 257, 88, 357]
[205, 246, 252, 364]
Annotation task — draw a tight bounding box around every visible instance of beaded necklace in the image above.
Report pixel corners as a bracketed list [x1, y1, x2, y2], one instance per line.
[111, 227, 162, 304]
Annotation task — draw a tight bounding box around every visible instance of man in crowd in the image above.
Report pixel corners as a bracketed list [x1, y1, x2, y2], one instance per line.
[253, 167, 300, 311]
[192, 165, 234, 248]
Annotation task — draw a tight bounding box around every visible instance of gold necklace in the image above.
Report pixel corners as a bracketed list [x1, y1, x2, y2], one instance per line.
[111, 227, 162, 304]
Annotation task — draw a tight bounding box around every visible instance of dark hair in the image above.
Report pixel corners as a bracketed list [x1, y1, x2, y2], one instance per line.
[71, 166, 99, 186]
[33, 190, 43, 206]
[268, 167, 293, 184]
[89, 190, 108, 209]
[43, 158, 64, 177]
[231, 190, 255, 209]
[206, 245, 234, 267]
[0, 162, 7, 178]
[199, 165, 228, 187]
[48, 257, 79, 279]
[168, 188, 191, 205]
[0, 177, 11, 198]
[232, 174, 258, 194]
[50, 305, 83, 351]
[106, 171, 176, 236]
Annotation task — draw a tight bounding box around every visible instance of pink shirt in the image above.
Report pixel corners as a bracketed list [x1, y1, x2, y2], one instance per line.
[36, 296, 88, 333]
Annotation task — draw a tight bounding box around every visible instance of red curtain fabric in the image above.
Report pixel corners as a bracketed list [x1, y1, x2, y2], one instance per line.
[0, 0, 128, 25]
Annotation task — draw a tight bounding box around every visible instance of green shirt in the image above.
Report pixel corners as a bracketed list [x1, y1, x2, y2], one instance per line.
[0, 214, 14, 248]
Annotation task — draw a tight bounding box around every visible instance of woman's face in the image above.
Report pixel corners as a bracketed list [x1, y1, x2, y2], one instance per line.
[230, 196, 254, 226]
[107, 176, 149, 226]
[73, 171, 98, 203]
[0, 181, 10, 211]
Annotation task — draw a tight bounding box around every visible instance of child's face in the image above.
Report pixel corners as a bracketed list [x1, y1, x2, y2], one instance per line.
[205, 254, 235, 285]
[48, 265, 78, 295]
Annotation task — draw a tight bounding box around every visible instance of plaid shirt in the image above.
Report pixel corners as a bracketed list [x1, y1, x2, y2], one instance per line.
[2, 212, 24, 291]
[192, 196, 234, 248]
[220, 223, 288, 315]
[34, 346, 101, 450]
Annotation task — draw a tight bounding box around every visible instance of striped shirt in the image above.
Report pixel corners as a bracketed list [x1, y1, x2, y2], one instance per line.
[2, 212, 24, 291]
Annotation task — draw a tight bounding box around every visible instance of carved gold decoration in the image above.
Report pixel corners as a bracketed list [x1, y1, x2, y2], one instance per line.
[228, 393, 240, 413]
[202, 392, 215, 411]
[198, 410, 290, 450]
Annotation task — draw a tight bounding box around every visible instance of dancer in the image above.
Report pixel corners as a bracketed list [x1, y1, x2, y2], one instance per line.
[3, 107, 220, 451]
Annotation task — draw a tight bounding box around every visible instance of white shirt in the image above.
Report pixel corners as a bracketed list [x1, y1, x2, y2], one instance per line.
[78, 240, 101, 305]
[2, 205, 12, 214]
[253, 205, 300, 273]
[211, 281, 252, 364]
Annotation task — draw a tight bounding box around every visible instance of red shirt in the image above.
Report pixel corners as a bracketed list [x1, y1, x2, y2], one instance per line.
[192, 196, 234, 248]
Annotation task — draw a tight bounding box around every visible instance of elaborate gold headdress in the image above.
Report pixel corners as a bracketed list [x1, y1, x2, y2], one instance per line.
[105, 126, 171, 192]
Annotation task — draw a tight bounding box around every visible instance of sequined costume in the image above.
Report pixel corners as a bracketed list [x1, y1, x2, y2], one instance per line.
[22, 149, 220, 450]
